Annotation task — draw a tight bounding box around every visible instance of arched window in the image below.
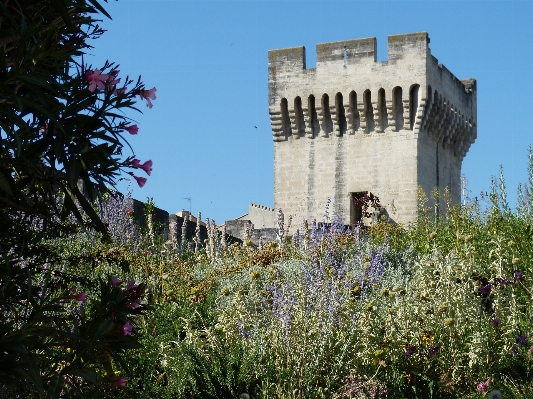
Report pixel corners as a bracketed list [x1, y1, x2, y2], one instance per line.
[409, 84, 420, 130]
[393, 86, 403, 131]
[321, 94, 333, 135]
[294, 96, 304, 137]
[335, 92, 346, 136]
[364, 90, 374, 133]
[378, 88, 387, 131]
[308, 95, 318, 138]
[349, 91, 360, 132]
[280, 98, 291, 139]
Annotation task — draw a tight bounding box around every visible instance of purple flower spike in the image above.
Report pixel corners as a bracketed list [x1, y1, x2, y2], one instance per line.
[491, 318, 500, 328]
[428, 346, 440, 357]
[514, 270, 524, 282]
[479, 284, 492, 296]
[516, 335, 527, 346]
[405, 345, 417, 358]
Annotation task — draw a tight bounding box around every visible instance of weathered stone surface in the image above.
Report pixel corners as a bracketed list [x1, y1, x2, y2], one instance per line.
[268, 32, 477, 225]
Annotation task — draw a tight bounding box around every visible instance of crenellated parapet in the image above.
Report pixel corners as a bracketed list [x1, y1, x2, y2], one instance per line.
[269, 32, 477, 226]
[268, 32, 477, 159]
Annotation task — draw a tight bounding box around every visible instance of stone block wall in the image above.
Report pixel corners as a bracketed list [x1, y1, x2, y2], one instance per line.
[268, 32, 476, 225]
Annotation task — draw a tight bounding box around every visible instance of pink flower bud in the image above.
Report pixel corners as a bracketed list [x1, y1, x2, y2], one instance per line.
[122, 321, 133, 336]
[139, 160, 152, 176]
[124, 124, 138, 135]
[133, 175, 147, 188]
[114, 377, 126, 387]
[72, 292, 87, 302]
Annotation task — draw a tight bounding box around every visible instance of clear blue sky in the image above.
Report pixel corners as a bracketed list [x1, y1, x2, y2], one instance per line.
[90, 0, 533, 223]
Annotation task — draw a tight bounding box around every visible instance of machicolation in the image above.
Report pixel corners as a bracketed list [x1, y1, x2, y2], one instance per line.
[268, 32, 477, 225]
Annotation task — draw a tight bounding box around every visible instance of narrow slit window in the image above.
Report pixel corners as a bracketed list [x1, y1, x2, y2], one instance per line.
[294, 96, 304, 137]
[378, 89, 387, 131]
[280, 98, 291, 139]
[336, 92, 346, 136]
[308, 95, 318, 138]
[393, 86, 403, 131]
[349, 91, 359, 132]
[364, 90, 374, 132]
[322, 94, 333, 134]
[409, 84, 420, 130]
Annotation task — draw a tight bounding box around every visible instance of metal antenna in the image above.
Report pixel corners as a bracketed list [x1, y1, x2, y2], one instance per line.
[183, 197, 191, 214]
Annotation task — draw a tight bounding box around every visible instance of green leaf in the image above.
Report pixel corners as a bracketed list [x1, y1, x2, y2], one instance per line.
[0, 172, 14, 196]
[87, 0, 112, 19]
[94, 317, 114, 338]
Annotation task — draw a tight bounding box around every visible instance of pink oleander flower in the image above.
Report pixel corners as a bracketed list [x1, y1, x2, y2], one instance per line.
[72, 292, 87, 302]
[115, 86, 127, 96]
[113, 377, 127, 388]
[129, 298, 141, 309]
[139, 160, 153, 176]
[122, 321, 133, 336]
[130, 158, 141, 168]
[85, 69, 109, 92]
[477, 381, 489, 392]
[111, 276, 121, 287]
[133, 175, 147, 187]
[124, 124, 138, 135]
[107, 77, 120, 92]
[139, 87, 157, 108]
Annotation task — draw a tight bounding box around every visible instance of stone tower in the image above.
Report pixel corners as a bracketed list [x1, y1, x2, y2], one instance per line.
[268, 32, 476, 225]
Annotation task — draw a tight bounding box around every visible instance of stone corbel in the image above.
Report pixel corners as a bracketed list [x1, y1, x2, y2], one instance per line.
[402, 99, 411, 130]
[412, 101, 426, 134]
[372, 101, 382, 133]
[302, 107, 313, 139]
[344, 105, 354, 134]
[316, 106, 327, 138]
[356, 101, 366, 133]
[269, 110, 284, 142]
[420, 97, 436, 133]
[289, 109, 299, 139]
[330, 105, 340, 136]
[385, 100, 395, 132]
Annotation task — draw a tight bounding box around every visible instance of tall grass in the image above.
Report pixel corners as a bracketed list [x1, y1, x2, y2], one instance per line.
[50, 154, 533, 398]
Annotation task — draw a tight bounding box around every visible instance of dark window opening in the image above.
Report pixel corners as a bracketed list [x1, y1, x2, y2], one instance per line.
[378, 88, 387, 131]
[349, 91, 360, 132]
[308, 95, 318, 138]
[393, 86, 403, 131]
[336, 92, 346, 136]
[351, 191, 382, 226]
[280, 98, 291, 139]
[364, 90, 374, 133]
[321, 94, 333, 135]
[409, 84, 420, 130]
[294, 96, 304, 137]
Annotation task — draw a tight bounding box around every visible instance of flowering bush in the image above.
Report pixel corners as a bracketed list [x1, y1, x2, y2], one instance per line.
[110, 165, 533, 398]
[0, 1, 158, 396]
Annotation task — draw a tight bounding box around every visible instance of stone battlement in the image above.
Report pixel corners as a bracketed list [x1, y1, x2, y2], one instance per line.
[250, 202, 275, 212]
[268, 32, 477, 225]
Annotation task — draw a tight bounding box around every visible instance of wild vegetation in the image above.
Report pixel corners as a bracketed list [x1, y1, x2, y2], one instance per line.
[10, 167, 530, 398]
[1, 1, 532, 398]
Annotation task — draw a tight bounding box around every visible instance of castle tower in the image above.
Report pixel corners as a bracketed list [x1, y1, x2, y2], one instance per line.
[268, 32, 476, 225]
